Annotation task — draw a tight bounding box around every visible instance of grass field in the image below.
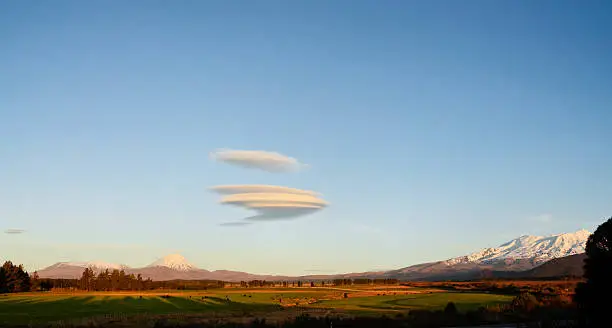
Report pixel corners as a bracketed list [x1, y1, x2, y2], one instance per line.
[313, 292, 511, 312]
[0, 287, 514, 326]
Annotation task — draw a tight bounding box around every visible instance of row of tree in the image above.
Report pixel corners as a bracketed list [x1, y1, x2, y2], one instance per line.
[0, 261, 31, 293]
[235, 278, 399, 288]
[78, 267, 153, 291]
[1, 262, 403, 293]
[331, 278, 399, 285]
[77, 268, 229, 291]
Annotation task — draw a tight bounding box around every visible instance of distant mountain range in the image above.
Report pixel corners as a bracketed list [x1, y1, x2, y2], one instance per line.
[36, 254, 291, 281]
[36, 230, 590, 281]
[445, 229, 589, 266]
[377, 229, 589, 281]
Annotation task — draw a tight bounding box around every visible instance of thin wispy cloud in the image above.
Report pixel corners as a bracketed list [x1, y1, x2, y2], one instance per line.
[211, 184, 328, 222]
[4, 229, 25, 234]
[219, 222, 252, 227]
[210, 149, 308, 173]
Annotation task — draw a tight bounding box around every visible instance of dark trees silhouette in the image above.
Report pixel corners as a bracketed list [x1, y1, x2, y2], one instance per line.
[574, 216, 612, 327]
[77, 268, 153, 291]
[0, 261, 31, 293]
[444, 301, 458, 315]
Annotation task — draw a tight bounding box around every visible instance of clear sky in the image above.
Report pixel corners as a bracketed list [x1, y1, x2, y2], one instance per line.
[1, 0, 611, 275]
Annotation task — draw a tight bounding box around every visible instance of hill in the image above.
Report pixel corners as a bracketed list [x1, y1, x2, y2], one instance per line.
[518, 253, 585, 278]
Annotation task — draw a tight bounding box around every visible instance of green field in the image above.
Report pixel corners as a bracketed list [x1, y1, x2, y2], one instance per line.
[314, 292, 512, 312]
[0, 288, 513, 326]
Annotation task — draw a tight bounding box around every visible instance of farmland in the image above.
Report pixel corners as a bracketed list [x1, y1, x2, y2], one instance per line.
[0, 286, 514, 326]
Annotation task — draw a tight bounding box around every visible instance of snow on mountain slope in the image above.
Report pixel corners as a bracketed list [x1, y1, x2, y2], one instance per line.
[37, 261, 129, 278]
[61, 261, 128, 270]
[445, 229, 590, 266]
[147, 254, 197, 271]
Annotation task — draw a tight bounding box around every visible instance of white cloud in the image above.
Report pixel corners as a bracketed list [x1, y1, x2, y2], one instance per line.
[211, 185, 317, 196]
[210, 149, 308, 173]
[4, 229, 25, 234]
[211, 184, 328, 222]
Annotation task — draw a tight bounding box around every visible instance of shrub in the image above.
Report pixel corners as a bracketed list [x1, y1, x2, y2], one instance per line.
[444, 302, 458, 315]
[511, 292, 540, 313]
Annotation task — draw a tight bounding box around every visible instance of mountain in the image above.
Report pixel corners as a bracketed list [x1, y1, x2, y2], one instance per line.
[36, 229, 590, 281]
[516, 253, 586, 279]
[71, 261, 129, 271]
[37, 263, 92, 279]
[382, 229, 590, 281]
[147, 254, 197, 272]
[36, 254, 289, 281]
[444, 229, 589, 266]
[36, 261, 130, 279]
[132, 266, 211, 281]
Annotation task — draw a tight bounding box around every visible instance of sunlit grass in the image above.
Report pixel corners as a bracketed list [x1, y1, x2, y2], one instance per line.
[0, 293, 280, 324]
[0, 287, 513, 324]
[314, 292, 512, 312]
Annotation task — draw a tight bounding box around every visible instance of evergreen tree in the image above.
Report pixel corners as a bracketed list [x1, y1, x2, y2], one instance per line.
[97, 269, 110, 291]
[575, 216, 612, 327]
[2, 261, 18, 292]
[136, 274, 143, 291]
[16, 265, 31, 292]
[79, 268, 95, 291]
[0, 261, 31, 293]
[30, 271, 40, 291]
[0, 266, 6, 293]
[110, 269, 120, 291]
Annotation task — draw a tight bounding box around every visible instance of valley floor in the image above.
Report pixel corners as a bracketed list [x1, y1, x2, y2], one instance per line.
[0, 286, 513, 326]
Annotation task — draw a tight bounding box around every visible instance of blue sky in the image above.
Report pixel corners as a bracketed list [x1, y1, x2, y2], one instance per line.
[1, 0, 611, 275]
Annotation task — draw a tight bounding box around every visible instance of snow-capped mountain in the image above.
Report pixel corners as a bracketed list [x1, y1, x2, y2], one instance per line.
[37, 253, 289, 281]
[38, 254, 205, 280]
[382, 229, 591, 281]
[36, 230, 592, 281]
[36, 261, 129, 279]
[147, 254, 196, 271]
[62, 261, 129, 270]
[444, 229, 590, 266]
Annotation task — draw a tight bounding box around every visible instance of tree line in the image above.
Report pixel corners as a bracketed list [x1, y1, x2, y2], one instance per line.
[236, 278, 399, 288]
[78, 267, 153, 291]
[0, 261, 31, 293]
[330, 278, 398, 285]
[77, 268, 227, 291]
[1, 261, 402, 293]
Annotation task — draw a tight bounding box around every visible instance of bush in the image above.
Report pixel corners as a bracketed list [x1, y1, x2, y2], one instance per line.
[511, 292, 540, 313]
[444, 302, 458, 315]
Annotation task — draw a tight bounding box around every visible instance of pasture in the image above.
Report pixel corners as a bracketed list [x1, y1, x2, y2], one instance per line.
[0, 286, 514, 326]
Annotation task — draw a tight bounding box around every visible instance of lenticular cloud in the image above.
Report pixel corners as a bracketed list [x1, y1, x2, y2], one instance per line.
[211, 185, 328, 224]
[4, 229, 25, 234]
[210, 149, 307, 173]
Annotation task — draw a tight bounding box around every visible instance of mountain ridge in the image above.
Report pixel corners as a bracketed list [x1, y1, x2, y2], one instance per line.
[443, 229, 589, 266]
[36, 229, 590, 281]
